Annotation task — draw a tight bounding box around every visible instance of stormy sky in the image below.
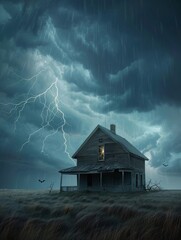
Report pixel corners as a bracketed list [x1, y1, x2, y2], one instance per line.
[0, 0, 181, 189]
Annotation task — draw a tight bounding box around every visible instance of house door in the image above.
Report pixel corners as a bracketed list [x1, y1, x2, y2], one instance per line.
[87, 174, 92, 187]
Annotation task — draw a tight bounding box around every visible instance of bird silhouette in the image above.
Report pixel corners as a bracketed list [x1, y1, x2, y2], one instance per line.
[38, 179, 45, 183]
[162, 163, 168, 167]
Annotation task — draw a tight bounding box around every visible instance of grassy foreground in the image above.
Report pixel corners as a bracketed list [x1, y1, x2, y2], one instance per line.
[0, 190, 181, 240]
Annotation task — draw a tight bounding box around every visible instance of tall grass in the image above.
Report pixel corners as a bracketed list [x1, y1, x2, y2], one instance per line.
[0, 190, 181, 240]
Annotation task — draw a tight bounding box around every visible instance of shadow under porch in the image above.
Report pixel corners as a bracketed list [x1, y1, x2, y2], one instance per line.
[77, 171, 133, 192]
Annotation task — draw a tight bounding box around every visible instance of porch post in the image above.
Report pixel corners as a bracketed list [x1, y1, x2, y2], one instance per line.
[131, 171, 133, 191]
[122, 171, 124, 191]
[60, 173, 63, 192]
[100, 172, 103, 190]
[77, 173, 80, 190]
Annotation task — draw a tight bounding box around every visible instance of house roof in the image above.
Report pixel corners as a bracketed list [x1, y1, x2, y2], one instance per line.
[59, 162, 134, 174]
[72, 124, 148, 160]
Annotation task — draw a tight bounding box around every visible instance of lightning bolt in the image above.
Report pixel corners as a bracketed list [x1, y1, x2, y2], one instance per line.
[0, 17, 76, 166]
[1, 66, 75, 165]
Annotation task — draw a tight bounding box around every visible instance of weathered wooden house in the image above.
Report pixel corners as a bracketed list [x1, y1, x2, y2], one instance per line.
[59, 124, 148, 192]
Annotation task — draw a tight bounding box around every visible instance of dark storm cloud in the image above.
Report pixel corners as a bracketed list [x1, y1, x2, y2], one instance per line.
[133, 132, 161, 155]
[134, 105, 181, 175]
[103, 54, 179, 113]
[2, 0, 180, 113]
[0, 0, 181, 187]
[0, 110, 74, 189]
[36, 0, 181, 113]
[0, 116, 64, 168]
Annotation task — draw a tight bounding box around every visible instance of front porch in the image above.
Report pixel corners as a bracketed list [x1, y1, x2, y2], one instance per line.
[60, 170, 134, 192]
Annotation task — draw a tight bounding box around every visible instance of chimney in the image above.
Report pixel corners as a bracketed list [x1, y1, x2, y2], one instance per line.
[110, 124, 116, 134]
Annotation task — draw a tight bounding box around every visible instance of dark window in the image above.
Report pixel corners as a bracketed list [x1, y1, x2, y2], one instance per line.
[98, 145, 105, 161]
[124, 172, 131, 185]
[136, 174, 139, 188]
[99, 138, 103, 143]
[87, 175, 92, 187]
[140, 174, 143, 186]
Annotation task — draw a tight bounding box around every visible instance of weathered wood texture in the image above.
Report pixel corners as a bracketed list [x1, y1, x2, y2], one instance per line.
[73, 127, 146, 192]
[130, 156, 145, 170]
[77, 129, 130, 166]
[78, 171, 138, 192]
[77, 129, 126, 157]
[131, 170, 145, 191]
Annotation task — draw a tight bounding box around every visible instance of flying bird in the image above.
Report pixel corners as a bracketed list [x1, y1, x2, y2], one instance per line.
[38, 179, 45, 183]
[162, 163, 168, 167]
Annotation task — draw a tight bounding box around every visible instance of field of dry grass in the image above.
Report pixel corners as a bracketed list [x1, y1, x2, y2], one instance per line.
[0, 189, 181, 240]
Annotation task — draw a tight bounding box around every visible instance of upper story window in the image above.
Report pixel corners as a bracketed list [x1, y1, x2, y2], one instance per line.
[98, 145, 105, 161]
[99, 138, 103, 143]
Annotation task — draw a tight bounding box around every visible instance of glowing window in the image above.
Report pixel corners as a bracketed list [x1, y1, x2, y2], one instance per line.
[98, 145, 105, 161]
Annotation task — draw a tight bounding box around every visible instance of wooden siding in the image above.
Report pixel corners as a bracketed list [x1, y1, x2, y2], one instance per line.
[77, 129, 126, 157]
[105, 143, 126, 154]
[77, 129, 129, 166]
[131, 170, 145, 191]
[74, 128, 146, 192]
[78, 170, 145, 192]
[106, 153, 130, 164]
[77, 155, 97, 166]
[130, 156, 145, 170]
[77, 154, 130, 166]
[79, 172, 133, 192]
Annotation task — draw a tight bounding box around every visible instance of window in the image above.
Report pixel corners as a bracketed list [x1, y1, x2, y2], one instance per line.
[136, 174, 139, 188]
[98, 145, 105, 161]
[140, 174, 143, 187]
[99, 138, 103, 143]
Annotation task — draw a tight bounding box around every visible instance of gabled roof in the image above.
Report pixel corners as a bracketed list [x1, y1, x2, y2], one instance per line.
[72, 124, 148, 160]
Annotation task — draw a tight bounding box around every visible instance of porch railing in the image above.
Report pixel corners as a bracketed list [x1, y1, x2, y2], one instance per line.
[61, 186, 78, 192]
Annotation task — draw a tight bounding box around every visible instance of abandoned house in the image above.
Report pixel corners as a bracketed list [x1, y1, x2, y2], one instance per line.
[59, 124, 148, 192]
